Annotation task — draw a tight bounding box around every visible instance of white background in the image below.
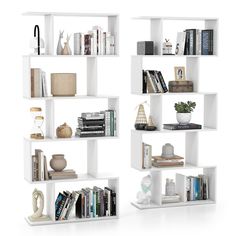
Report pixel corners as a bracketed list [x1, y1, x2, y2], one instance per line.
[0, 0, 235, 235]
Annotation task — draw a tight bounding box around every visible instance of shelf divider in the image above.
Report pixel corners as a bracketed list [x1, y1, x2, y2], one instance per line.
[87, 57, 98, 96]
[87, 140, 98, 176]
[44, 15, 54, 55]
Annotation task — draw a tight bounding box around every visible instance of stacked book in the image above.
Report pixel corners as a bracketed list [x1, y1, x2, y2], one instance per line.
[75, 110, 116, 137]
[48, 169, 77, 180]
[74, 25, 115, 55]
[31, 68, 48, 97]
[142, 142, 152, 169]
[187, 174, 209, 201]
[143, 70, 168, 94]
[152, 155, 184, 168]
[55, 186, 116, 221]
[175, 29, 214, 55]
[162, 194, 181, 204]
[32, 149, 49, 181]
[163, 123, 202, 130]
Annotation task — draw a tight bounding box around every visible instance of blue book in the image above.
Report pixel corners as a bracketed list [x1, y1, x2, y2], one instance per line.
[193, 177, 201, 200]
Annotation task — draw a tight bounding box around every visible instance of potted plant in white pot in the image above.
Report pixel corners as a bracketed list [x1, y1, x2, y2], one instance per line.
[174, 101, 196, 124]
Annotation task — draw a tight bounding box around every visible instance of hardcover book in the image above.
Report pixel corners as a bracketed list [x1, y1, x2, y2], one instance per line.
[163, 123, 202, 130]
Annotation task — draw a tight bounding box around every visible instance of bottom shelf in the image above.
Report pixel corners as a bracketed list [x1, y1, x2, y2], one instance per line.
[25, 215, 118, 226]
[131, 199, 215, 210]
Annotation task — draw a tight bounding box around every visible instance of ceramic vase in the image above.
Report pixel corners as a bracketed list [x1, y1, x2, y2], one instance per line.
[50, 154, 67, 171]
[176, 113, 191, 124]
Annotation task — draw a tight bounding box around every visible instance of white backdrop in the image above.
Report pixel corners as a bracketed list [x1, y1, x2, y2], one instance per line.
[0, 0, 235, 235]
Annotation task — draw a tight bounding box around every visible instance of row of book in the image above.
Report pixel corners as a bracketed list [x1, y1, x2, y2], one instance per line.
[55, 186, 116, 220]
[186, 174, 209, 201]
[74, 26, 115, 55]
[32, 149, 77, 181]
[142, 70, 168, 94]
[31, 68, 48, 97]
[176, 29, 214, 55]
[75, 110, 117, 137]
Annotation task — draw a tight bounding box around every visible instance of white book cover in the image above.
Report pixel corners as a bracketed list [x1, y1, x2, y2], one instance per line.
[105, 32, 111, 55]
[41, 71, 48, 97]
[175, 32, 186, 55]
[109, 35, 115, 55]
[196, 29, 201, 55]
[38, 151, 44, 181]
[93, 26, 102, 55]
[143, 143, 152, 169]
[74, 33, 81, 55]
[105, 189, 111, 216]
[80, 33, 85, 55]
[88, 30, 96, 55]
[102, 32, 106, 55]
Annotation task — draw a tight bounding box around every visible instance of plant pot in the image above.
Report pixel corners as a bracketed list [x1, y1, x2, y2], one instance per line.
[176, 113, 191, 124]
[50, 154, 67, 172]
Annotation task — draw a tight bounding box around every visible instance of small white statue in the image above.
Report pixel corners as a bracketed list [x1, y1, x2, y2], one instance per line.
[62, 34, 72, 55]
[136, 175, 152, 204]
[56, 30, 64, 55]
[28, 189, 49, 222]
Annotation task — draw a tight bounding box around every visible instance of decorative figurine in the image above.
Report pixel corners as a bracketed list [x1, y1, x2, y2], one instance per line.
[136, 175, 152, 204]
[30, 107, 44, 139]
[56, 30, 64, 55]
[56, 122, 72, 138]
[145, 115, 157, 131]
[161, 143, 175, 158]
[28, 189, 50, 222]
[165, 178, 176, 196]
[62, 34, 72, 55]
[135, 103, 148, 130]
[162, 39, 172, 55]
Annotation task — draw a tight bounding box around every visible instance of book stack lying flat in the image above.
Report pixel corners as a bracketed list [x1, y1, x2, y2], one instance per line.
[152, 155, 184, 168]
[143, 70, 168, 94]
[75, 110, 116, 137]
[187, 174, 209, 201]
[55, 186, 116, 221]
[162, 194, 181, 204]
[163, 123, 202, 130]
[48, 169, 77, 180]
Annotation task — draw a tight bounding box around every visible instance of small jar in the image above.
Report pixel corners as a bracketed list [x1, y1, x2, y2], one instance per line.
[50, 154, 67, 172]
[165, 178, 176, 196]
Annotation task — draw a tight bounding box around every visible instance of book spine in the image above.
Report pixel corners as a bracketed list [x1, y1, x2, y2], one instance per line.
[93, 191, 96, 217]
[143, 144, 152, 169]
[32, 155, 38, 181]
[105, 32, 111, 55]
[80, 33, 85, 55]
[142, 70, 147, 93]
[146, 70, 158, 93]
[157, 71, 168, 92]
[111, 192, 116, 216]
[113, 110, 117, 136]
[110, 110, 114, 136]
[110, 35, 115, 55]
[55, 195, 66, 220]
[74, 33, 81, 55]
[84, 34, 91, 55]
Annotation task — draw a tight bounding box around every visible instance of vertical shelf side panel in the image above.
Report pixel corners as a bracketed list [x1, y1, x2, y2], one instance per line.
[45, 100, 55, 138]
[44, 15, 54, 55]
[87, 140, 98, 177]
[87, 57, 98, 96]
[46, 183, 55, 221]
[185, 132, 199, 166]
[131, 56, 143, 94]
[108, 178, 119, 217]
[24, 139, 32, 182]
[150, 95, 162, 130]
[108, 15, 119, 55]
[150, 19, 163, 55]
[151, 171, 162, 205]
[205, 19, 218, 56]
[186, 57, 199, 92]
[23, 56, 31, 98]
[108, 97, 119, 137]
[204, 94, 217, 129]
[203, 167, 216, 202]
[131, 130, 143, 170]
[176, 173, 187, 202]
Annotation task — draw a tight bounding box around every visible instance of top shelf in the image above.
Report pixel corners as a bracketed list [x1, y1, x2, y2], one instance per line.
[22, 12, 118, 17]
[132, 16, 218, 21]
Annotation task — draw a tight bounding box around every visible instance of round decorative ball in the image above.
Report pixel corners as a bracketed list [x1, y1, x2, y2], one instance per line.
[50, 154, 67, 171]
[56, 123, 72, 138]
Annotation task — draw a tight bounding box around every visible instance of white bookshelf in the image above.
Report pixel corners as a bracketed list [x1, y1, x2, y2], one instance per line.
[131, 16, 218, 209]
[23, 12, 119, 225]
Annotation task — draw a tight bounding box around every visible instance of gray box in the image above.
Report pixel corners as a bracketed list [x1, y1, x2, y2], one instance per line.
[137, 41, 154, 55]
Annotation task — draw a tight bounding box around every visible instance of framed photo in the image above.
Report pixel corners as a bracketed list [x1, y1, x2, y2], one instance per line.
[174, 66, 186, 81]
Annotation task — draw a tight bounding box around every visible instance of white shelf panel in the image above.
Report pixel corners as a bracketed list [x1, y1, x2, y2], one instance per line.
[132, 55, 217, 58]
[26, 173, 119, 184]
[23, 12, 118, 17]
[24, 55, 119, 58]
[134, 164, 216, 172]
[131, 199, 215, 210]
[25, 215, 118, 226]
[132, 127, 216, 134]
[132, 16, 218, 21]
[24, 136, 118, 143]
[132, 92, 217, 96]
[24, 95, 119, 100]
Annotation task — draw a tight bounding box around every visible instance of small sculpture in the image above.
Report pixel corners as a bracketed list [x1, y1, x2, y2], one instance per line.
[56, 122, 72, 138]
[28, 189, 50, 222]
[136, 175, 152, 204]
[50, 154, 67, 171]
[62, 34, 72, 55]
[161, 143, 175, 158]
[145, 116, 157, 131]
[56, 30, 64, 55]
[162, 38, 172, 55]
[135, 103, 148, 130]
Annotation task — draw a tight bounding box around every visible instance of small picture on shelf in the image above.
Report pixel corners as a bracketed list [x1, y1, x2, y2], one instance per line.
[174, 66, 186, 81]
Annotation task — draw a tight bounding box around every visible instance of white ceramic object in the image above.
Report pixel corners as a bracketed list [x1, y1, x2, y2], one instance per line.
[161, 143, 174, 158]
[176, 112, 191, 124]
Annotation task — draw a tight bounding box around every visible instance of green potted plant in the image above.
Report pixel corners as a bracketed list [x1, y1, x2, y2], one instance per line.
[174, 101, 196, 124]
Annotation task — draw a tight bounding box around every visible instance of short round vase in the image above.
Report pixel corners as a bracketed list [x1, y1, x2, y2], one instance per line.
[50, 154, 67, 172]
[176, 113, 191, 124]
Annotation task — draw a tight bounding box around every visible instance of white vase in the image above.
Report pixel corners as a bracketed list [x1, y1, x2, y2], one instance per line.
[176, 113, 191, 124]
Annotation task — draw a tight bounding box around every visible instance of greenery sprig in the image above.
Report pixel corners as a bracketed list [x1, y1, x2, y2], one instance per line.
[174, 101, 196, 113]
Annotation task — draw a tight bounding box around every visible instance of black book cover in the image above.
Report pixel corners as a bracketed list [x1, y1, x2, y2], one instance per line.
[185, 29, 196, 55]
[75, 192, 82, 218]
[184, 31, 190, 55]
[142, 70, 147, 93]
[84, 34, 91, 55]
[163, 123, 202, 130]
[78, 117, 105, 126]
[77, 126, 105, 131]
[201, 30, 213, 55]
[105, 187, 113, 216]
[103, 193, 108, 216]
[111, 192, 116, 216]
[156, 71, 168, 93]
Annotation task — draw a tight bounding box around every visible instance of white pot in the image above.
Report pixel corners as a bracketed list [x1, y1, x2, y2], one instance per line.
[176, 113, 191, 124]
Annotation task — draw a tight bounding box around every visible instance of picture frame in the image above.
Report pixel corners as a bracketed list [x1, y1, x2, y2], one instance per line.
[174, 66, 186, 81]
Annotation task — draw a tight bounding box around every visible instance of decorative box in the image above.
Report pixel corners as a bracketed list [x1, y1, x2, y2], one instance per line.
[137, 41, 154, 55]
[51, 73, 76, 96]
[168, 81, 193, 93]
